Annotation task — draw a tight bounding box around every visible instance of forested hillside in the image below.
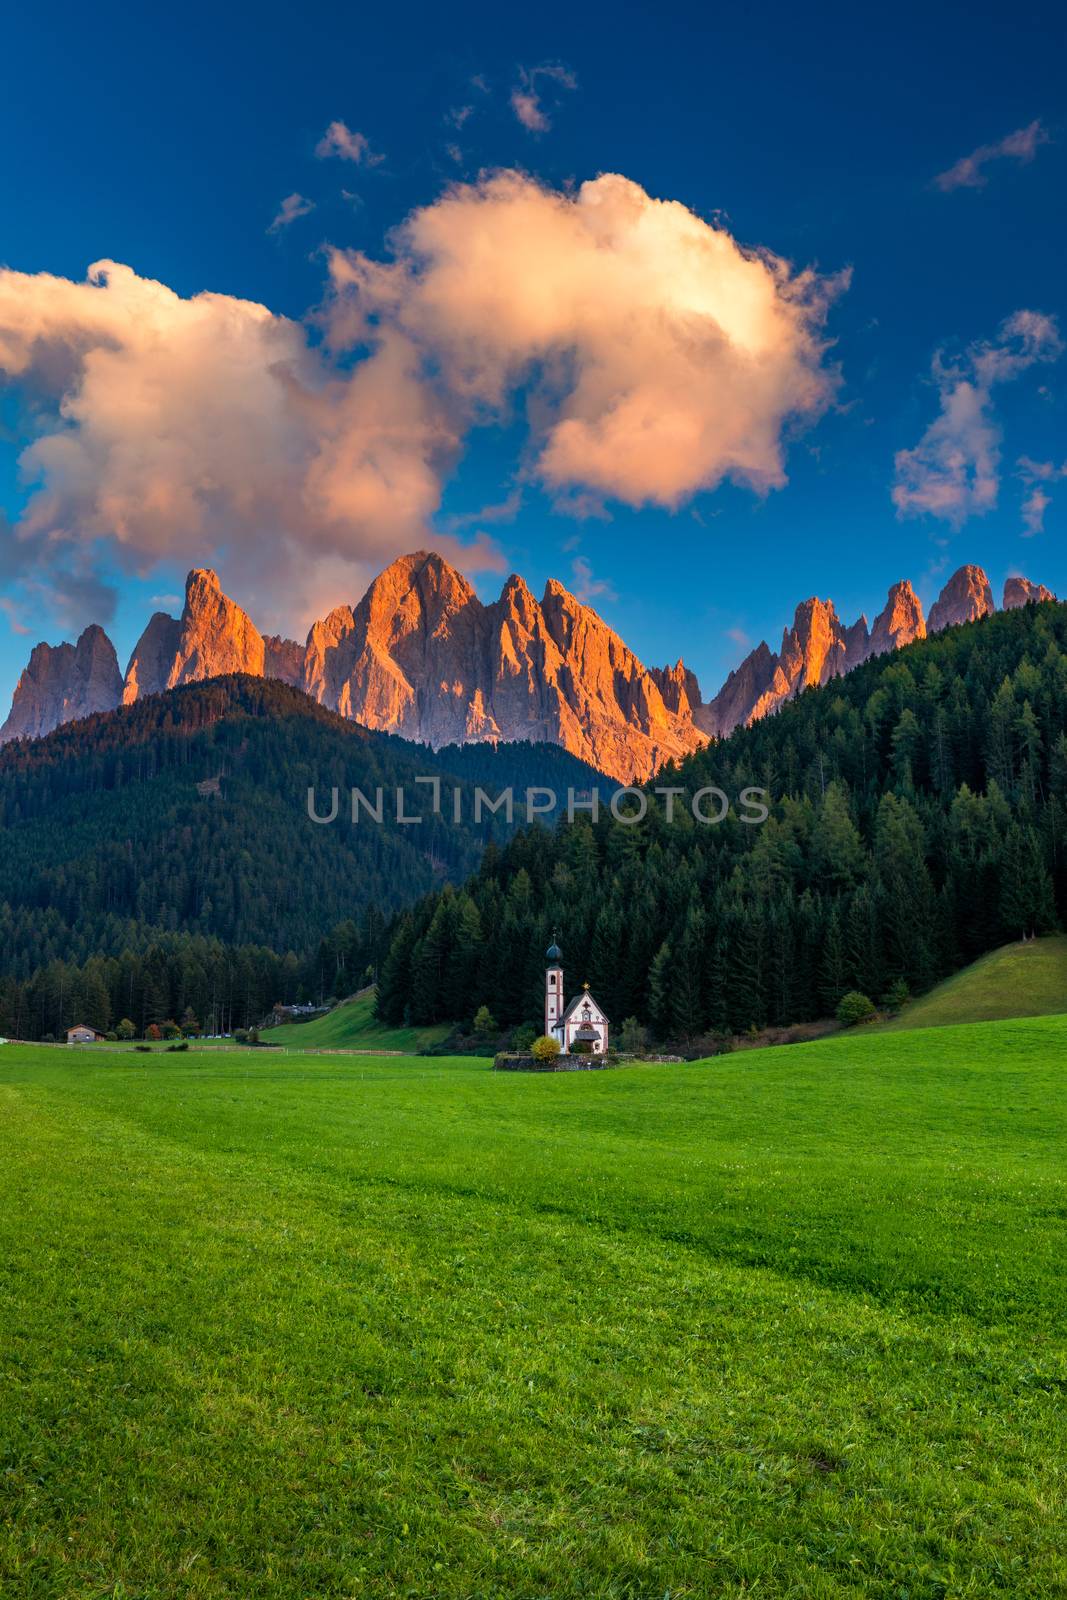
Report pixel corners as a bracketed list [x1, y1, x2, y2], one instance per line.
[376, 601, 1067, 1041]
[0, 677, 603, 1039]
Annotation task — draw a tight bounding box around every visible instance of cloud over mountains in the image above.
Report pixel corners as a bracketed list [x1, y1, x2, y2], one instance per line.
[328, 171, 845, 509]
[0, 172, 843, 628]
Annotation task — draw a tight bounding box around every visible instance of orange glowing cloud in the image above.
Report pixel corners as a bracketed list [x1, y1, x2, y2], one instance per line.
[328, 171, 846, 510]
[0, 171, 845, 625]
[0, 259, 494, 621]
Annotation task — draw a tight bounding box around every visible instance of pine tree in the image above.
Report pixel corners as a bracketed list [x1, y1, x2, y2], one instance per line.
[670, 908, 706, 1041]
[999, 825, 1056, 940]
[376, 915, 416, 1023]
[811, 782, 866, 889]
[819, 903, 848, 1013]
[647, 941, 672, 1039]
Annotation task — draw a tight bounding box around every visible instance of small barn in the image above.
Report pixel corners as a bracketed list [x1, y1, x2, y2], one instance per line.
[66, 1024, 103, 1044]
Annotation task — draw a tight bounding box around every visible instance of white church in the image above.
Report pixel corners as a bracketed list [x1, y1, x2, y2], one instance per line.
[544, 938, 610, 1053]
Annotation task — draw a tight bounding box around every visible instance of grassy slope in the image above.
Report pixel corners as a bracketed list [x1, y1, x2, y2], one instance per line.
[266, 989, 451, 1052]
[0, 1019, 1064, 1598]
[884, 933, 1067, 1031]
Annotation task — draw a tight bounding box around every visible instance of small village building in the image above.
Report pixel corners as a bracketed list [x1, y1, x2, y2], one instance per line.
[545, 940, 610, 1053]
[66, 1024, 103, 1044]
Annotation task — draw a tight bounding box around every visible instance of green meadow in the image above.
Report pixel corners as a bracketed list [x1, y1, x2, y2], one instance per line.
[881, 934, 1067, 1032]
[265, 989, 452, 1053]
[1, 1020, 1065, 1598]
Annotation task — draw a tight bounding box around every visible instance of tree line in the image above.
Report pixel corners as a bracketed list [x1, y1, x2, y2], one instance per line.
[0, 675, 600, 986]
[375, 602, 1067, 1043]
[0, 915, 386, 1042]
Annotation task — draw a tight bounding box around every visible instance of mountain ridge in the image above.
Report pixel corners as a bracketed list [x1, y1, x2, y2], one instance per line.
[0, 673, 606, 980]
[2, 552, 1058, 780]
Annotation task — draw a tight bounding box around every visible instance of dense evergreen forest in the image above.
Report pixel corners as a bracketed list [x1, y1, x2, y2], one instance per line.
[0, 922, 377, 1044]
[0, 677, 601, 1038]
[376, 602, 1067, 1043]
[0, 675, 605, 971]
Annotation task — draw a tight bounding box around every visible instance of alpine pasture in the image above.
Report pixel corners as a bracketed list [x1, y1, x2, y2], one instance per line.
[1, 1019, 1064, 1597]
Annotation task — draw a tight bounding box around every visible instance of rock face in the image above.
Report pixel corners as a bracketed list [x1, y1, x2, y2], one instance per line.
[1, 625, 123, 742]
[167, 568, 266, 685]
[297, 552, 705, 782]
[649, 660, 702, 719]
[868, 580, 926, 658]
[927, 565, 994, 634]
[1003, 576, 1056, 609]
[121, 613, 181, 703]
[697, 642, 777, 739]
[701, 576, 928, 737]
[701, 597, 859, 736]
[843, 616, 872, 668]
[123, 568, 265, 702]
[263, 635, 305, 686]
[4, 553, 1059, 774]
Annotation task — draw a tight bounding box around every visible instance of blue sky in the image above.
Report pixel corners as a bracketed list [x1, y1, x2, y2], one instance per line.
[0, 0, 1064, 711]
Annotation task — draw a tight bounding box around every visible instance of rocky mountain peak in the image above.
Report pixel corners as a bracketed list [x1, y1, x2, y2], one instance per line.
[927, 565, 994, 634]
[650, 660, 703, 718]
[5, 549, 1060, 778]
[263, 635, 304, 686]
[122, 612, 182, 703]
[1003, 576, 1056, 609]
[697, 640, 779, 738]
[189, 566, 221, 592]
[359, 550, 480, 641]
[295, 558, 705, 779]
[1, 623, 123, 742]
[176, 567, 265, 682]
[781, 597, 848, 687]
[869, 579, 926, 658]
[122, 567, 265, 703]
[498, 572, 537, 615]
[843, 615, 871, 668]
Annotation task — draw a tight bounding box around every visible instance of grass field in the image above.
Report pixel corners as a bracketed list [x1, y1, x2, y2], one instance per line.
[884, 934, 1067, 1031]
[1, 1019, 1065, 1597]
[266, 989, 452, 1052]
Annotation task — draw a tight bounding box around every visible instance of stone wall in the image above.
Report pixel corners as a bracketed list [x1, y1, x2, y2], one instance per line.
[493, 1053, 614, 1072]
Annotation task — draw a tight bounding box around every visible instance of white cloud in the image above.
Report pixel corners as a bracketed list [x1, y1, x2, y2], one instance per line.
[0, 171, 845, 632]
[1017, 455, 1067, 536]
[570, 555, 617, 604]
[268, 192, 315, 233]
[0, 597, 30, 636]
[327, 169, 845, 510]
[892, 311, 1062, 526]
[509, 63, 577, 132]
[0, 258, 500, 629]
[934, 120, 1050, 191]
[315, 120, 383, 166]
[1021, 485, 1051, 536]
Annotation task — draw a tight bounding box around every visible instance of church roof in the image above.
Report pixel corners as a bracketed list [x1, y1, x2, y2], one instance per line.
[545, 941, 562, 963]
[560, 986, 609, 1024]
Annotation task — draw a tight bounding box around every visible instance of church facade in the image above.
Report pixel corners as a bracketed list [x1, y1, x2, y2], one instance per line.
[544, 940, 610, 1053]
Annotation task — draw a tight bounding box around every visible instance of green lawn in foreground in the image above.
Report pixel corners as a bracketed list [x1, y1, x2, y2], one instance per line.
[882, 934, 1067, 1031]
[266, 988, 452, 1052]
[0, 1018, 1064, 1598]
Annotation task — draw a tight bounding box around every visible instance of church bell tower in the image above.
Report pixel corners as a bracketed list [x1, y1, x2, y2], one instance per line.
[545, 935, 563, 1040]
